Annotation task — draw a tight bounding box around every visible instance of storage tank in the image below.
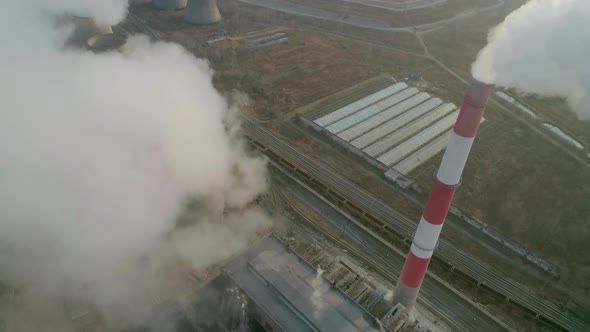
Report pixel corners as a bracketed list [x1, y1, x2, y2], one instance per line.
[184, 0, 221, 25]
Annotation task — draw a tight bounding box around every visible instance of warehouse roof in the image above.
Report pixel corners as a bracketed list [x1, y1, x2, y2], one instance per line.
[224, 236, 381, 332]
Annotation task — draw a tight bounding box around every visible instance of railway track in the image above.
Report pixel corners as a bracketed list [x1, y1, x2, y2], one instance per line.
[243, 118, 590, 332]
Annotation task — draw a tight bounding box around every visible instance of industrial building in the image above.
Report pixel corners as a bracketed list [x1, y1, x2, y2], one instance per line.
[301, 80, 484, 181]
[130, 236, 426, 332]
[222, 236, 382, 332]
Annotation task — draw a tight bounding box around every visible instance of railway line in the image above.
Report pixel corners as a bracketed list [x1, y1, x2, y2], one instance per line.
[243, 118, 590, 332]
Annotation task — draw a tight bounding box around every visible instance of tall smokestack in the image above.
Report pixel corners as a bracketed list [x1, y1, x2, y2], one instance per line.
[391, 79, 493, 310]
[184, 0, 221, 25]
[153, 0, 187, 10]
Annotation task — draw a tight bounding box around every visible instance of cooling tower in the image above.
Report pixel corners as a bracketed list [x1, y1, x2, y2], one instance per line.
[184, 0, 222, 25]
[391, 79, 493, 311]
[153, 0, 187, 10]
[86, 33, 129, 54]
[67, 16, 113, 48]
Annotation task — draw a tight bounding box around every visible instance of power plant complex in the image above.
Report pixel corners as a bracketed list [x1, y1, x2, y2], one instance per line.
[3, 1, 586, 332]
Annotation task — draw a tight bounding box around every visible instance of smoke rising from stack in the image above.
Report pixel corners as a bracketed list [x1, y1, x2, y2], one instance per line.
[472, 0, 590, 119]
[311, 267, 328, 319]
[0, 0, 270, 329]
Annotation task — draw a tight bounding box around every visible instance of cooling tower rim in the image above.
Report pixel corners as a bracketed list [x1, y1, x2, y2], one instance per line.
[68, 15, 111, 25]
[184, 17, 222, 25]
[86, 33, 128, 53]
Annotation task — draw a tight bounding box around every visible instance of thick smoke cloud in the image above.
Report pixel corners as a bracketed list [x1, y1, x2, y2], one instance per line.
[0, 0, 270, 329]
[472, 0, 590, 119]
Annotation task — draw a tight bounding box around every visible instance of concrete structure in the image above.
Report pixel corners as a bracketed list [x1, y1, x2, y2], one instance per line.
[302, 81, 459, 177]
[66, 16, 113, 47]
[391, 79, 493, 310]
[86, 34, 128, 54]
[184, 0, 222, 24]
[153, 0, 187, 10]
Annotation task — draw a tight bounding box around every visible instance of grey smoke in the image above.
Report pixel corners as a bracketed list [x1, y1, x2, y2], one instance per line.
[0, 0, 269, 329]
[472, 0, 590, 119]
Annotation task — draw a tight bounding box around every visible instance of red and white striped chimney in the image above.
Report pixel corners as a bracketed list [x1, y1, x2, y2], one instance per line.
[391, 79, 493, 310]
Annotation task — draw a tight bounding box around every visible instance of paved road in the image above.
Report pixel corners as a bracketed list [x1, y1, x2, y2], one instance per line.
[275, 169, 508, 331]
[243, 119, 590, 332]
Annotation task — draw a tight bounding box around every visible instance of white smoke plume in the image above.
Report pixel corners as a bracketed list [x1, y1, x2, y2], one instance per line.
[472, 0, 590, 119]
[0, 0, 270, 329]
[384, 289, 394, 302]
[310, 267, 329, 319]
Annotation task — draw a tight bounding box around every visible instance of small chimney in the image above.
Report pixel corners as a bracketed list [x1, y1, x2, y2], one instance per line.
[184, 0, 222, 25]
[391, 79, 493, 311]
[153, 0, 187, 10]
[86, 33, 129, 55]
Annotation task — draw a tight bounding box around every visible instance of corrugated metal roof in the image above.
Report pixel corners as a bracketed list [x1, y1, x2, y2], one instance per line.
[362, 103, 455, 156]
[495, 92, 540, 119]
[378, 111, 458, 166]
[314, 83, 407, 126]
[326, 88, 418, 134]
[393, 130, 452, 175]
[224, 236, 380, 332]
[351, 98, 445, 150]
[541, 123, 584, 149]
[337, 93, 430, 142]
